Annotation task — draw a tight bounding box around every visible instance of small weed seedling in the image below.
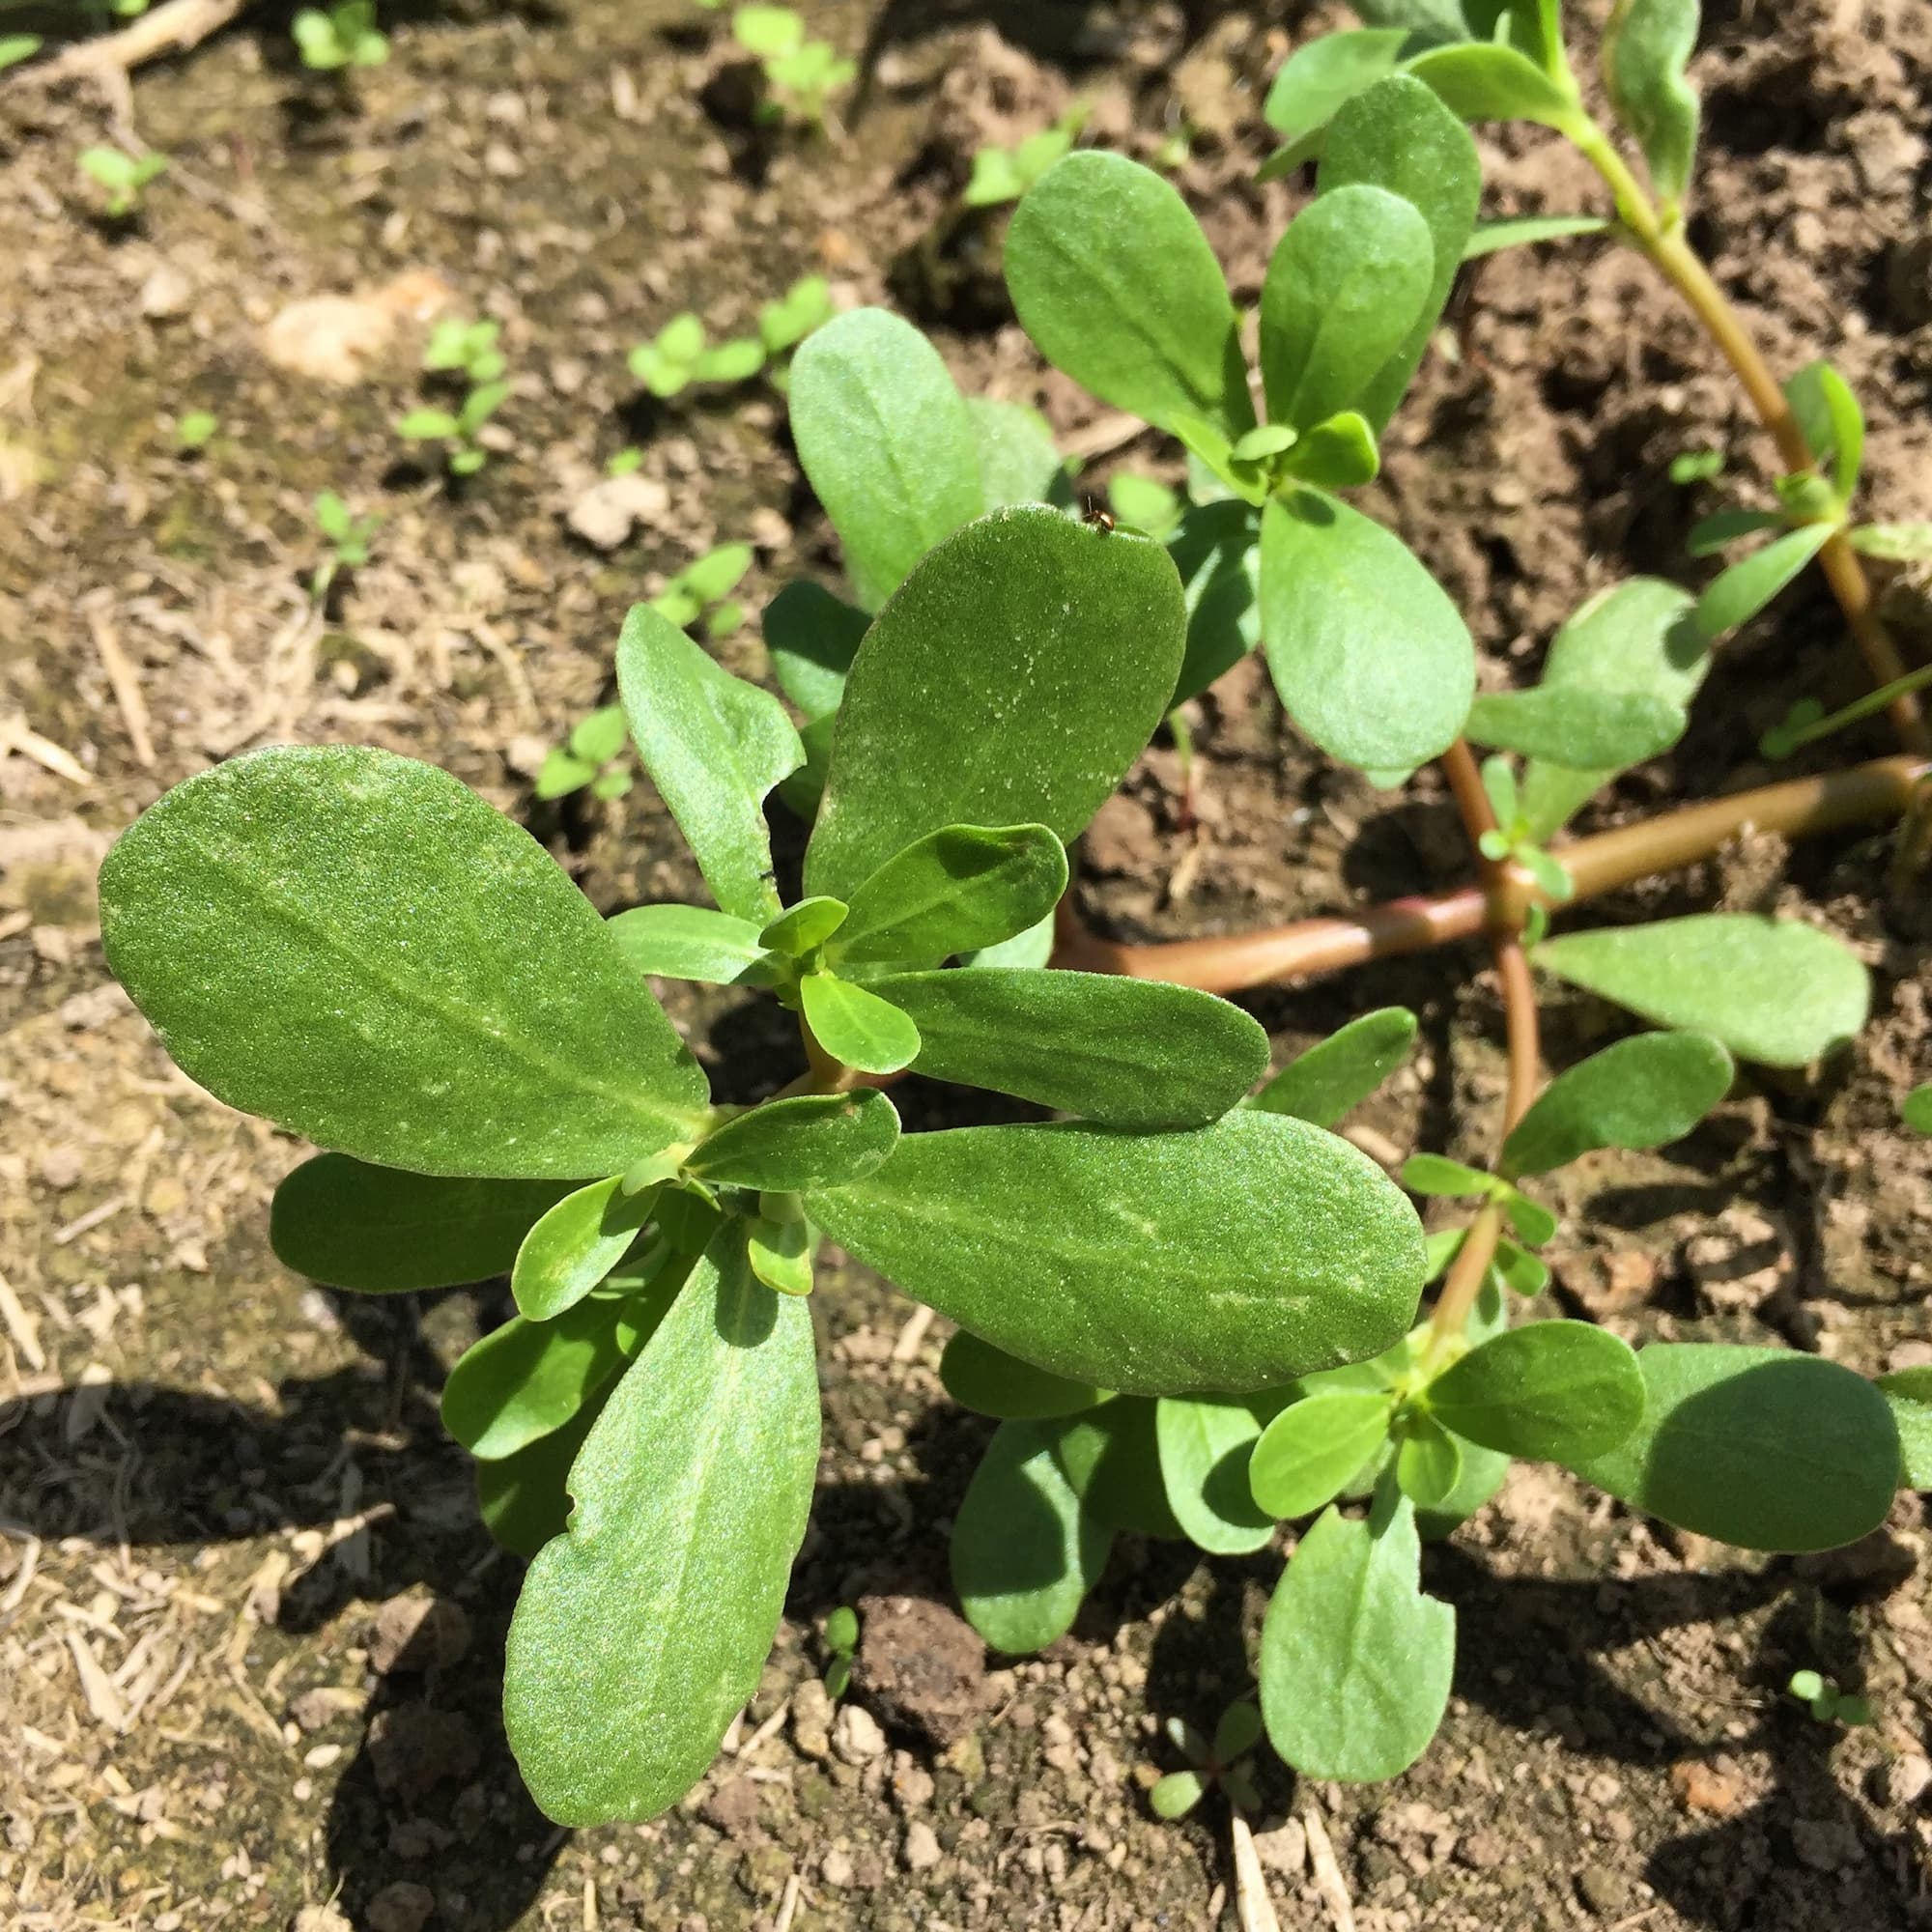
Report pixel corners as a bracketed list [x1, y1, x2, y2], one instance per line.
[293, 0, 388, 71]
[730, 5, 854, 130]
[311, 490, 382, 604]
[399, 318, 510, 475]
[79, 146, 167, 217]
[629, 313, 765, 399]
[173, 412, 218, 454]
[1787, 1670, 1874, 1729]
[821, 1605, 859, 1700]
[962, 102, 1089, 210]
[1151, 1702, 1264, 1821]
[0, 35, 42, 71]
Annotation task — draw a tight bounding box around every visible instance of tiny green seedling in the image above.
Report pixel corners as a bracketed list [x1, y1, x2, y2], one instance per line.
[1669, 448, 1725, 485]
[293, 0, 387, 70]
[629, 313, 765, 399]
[1150, 1702, 1264, 1820]
[821, 1605, 859, 1700]
[962, 103, 1089, 210]
[79, 146, 168, 217]
[607, 447, 645, 477]
[731, 5, 854, 129]
[399, 318, 509, 475]
[0, 35, 42, 72]
[174, 412, 218, 454]
[1787, 1669, 1873, 1728]
[535, 706, 632, 804]
[311, 491, 382, 603]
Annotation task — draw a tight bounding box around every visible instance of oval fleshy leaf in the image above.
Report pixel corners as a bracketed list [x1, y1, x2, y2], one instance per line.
[1464, 686, 1686, 768]
[1424, 1321, 1644, 1462]
[762, 580, 870, 722]
[685, 1090, 900, 1193]
[1156, 1394, 1286, 1555]
[832, 824, 1067, 968]
[799, 972, 921, 1076]
[1053, 1396, 1187, 1540]
[513, 1176, 660, 1321]
[1605, 0, 1701, 203]
[941, 1329, 1109, 1421]
[1250, 1390, 1396, 1520]
[1252, 1008, 1417, 1127]
[607, 905, 772, 987]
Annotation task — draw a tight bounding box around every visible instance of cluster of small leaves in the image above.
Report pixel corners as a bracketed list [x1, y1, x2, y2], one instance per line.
[293, 0, 387, 71]
[311, 490, 382, 604]
[1150, 1703, 1263, 1821]
[1786, 1669, 1873, 1729]
[79, 146, 168, 217]
[398, 318, 509, 476]
[730, 6, 854, 128]
[630, 276, 833, 399]
[962, 102, 1089, 210]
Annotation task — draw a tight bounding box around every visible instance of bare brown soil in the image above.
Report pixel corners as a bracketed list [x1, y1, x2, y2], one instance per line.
[3, 2, 1931, 1928]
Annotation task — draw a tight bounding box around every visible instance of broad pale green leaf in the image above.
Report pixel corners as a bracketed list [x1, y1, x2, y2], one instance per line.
[1151, 1770, 1207, 1820]
[1263, 29, 1410, 149]
[99, 747, 709, 1179]
[805, 507, 1185, 897]
[968, 396, 1065, 510]
[1465, 686, 1685, 768]
[1170, 499, 1264, 704]
[952, 1417, 1111, 1652]
[1519, 578, 1706, 839]
[759, 896, 848, 957]
[762, 580, 869, 721]
[685, 1091, 899, 1191]
[1260, 491, 1474, 771]
[1404, 42, 1578, 125]
[1250, 1390, 1396, 1519]
[1259, 185, 1435, 432]
[1317, 76, 1482, 428]
[1500, 1030, 1732, 1178]
[504, 1227, 819, 1824]
[867, 968, 1267, 1129]
[800, 971, 921, 1075]
[442, 1287, 670, 1461]
[1462, 213, 1609, 258]
[270, 1156, 572, 1293]
[832, 824, 1067, 968]
[1534, 914, 1869, 1067]
[1424, 1321, 1643, 1461]
[1693, 523, 1833, 640]
[1261, 1492, 1455, 1779]
[1395, 1413, 1463, 1508]
[1253, 1008, 1417, 1127]
[1605, 0, 1701, 203]
[1054, 1396, 1187, 1539]
[1006, 150, 1253, 440]
[514, 1177, 659, 1320]
[607, 904, 772, 986]
[477, 1396, 600, 1557]
[1156, 1394, 1285, 1554]
[1283, 412, 1381, 492]
[747, 1214, 813, 1296]
[807, 1111, 1425, 1396]
[1568, 1344, 1899, 1551]
[1877, 1368, 1932, 1491]
[788, 308, 984, 611]
[941, 1329, 1108, 1420]
[615, 605, 802, 925]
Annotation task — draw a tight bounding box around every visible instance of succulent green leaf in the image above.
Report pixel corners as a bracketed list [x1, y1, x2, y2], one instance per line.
[1400, 1153, 1493, 1197]
[1396, 1412, 1463, 1508]
[806, 1111, 1425, 1396]
[747, 1214, 813, 1296]
[685, 1091, 899, 1192]
[607, 904, 772, 986]
[1414, 1430, 1511, 1539]
[1905, 1084, 1932, 1135]
[99, 747, 708, 1179]
[1784, 359, 1864, 501]
[1259, 186, 1435, 432]
[941, 1329, 1109, 1420]
[1568, 1344, 1899, 1551]
[762, 580, 869, 721]
[1534, 914, 1869, 1067]
[1151, 1770, 1207, 1820]
[1155, 1394, 1285, 1555]
[1281, 411, 1382, 491]
[514, 1176, 660, 1321]
[1260, 491, 1474, 772]
[1260, 1492, 1455, 1780]
[1500, 1030, 1732, 1178]
[1877, 1368, 1932, 1491]
[952, 1417, 1112, 1653]
[1053, 1396, 1188, 1539]
[615, 604, 802, 925]
[1250, 1391, 1396, 1519]
[1462, 213, 1608, 258]
[1262, 29, 1411, 151]
[1500, 1187, 1557, 1247]
[1693, 523, 1834, 641]
[1465, 687, 1685, 768]
[960, 911, 1056, 971]
[788, 308, 984, 611]
[968, 397, 1065, 510]
[1424, 1320, 1642, 1461]
[832, 824, 1067, 968]
[799, 971, 922, 1075]
[1604, 0, 1701, 203]
[805, 507, 1185, 897]
[1253, 1007, 1418, 1127]
[397, 408, 462, 440]
[1006, 150, 1254, 440]
[759, 896, 849, 957]
[1404, 43, 1578, 125]
[1170, 499, 1264, 704]
[477, 1396, 602, 1557]
[867, 968, 1267, 1129]
[504, 1227, 819, 1824]
[1849, 523, 1932, 562]
[270, 1156, 573, 1293]
[1316, 75, 1482, 428]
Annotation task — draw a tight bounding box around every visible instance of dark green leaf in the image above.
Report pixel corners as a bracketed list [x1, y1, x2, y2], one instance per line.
[1605, 0, 1701, 202]
[1155, 1394, 1285, 1555]
[806, 1111, 1425, 1396]
[477, 1395, 601, 1557]
[952, 1417, 1111, 1653]
[968, 397, 1065, 510]
[1404, 42, 1578, 125]
[787, 308, 983, 611]
[1465, 687, 1685, 768]
[1425, 1320, 1643, 1460]
[1259, 185, 1434, 432]
[514, 1177, 659, 1320]
[504, 1227, 819, 1824]
[1568, 1344, 1899, 1551]
[1260, 1492, 1454, 1780]
[99, 748, 709, 1179]
[1905, 1084, 1932, 1134]
[270, 1156, 572, 1293]
[831, 824, 1067, 968]
[686, 1091, 900, 1191]
[1250, 1391, 1396, 1519]
[607, 904, 772, 986]
[1260, 490, 1474, 772]
[1534, 914, 1869, 1067]
[1877, 1368, 1932, 1491]
[1500, 1031, 1732, 1178]
[762, 580, 869, 721]
[1006, 151, 1253, 439]
[1253, 1008, 1418, 1126]
[804, 507, 1185, 898]
[1169, 499, 1264, 705]
[941, 1329, 1108, 1420]
[1262, 29, 1411, 150]
[1693, 523, 1833, 640]
[1462, 213, 1609, 258]
[1054, 1397, 1188, 1539]
[800, 971, 922, 1075]
[867, 968, 1267, 1129]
